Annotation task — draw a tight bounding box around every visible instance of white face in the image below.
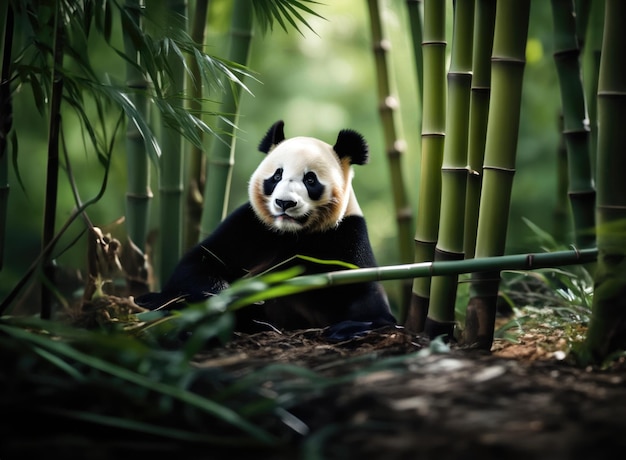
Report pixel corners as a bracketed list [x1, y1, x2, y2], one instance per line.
[249, 136, 350, 233]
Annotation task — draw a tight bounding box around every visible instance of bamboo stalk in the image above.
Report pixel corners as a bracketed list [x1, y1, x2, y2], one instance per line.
[232, 247, 598, 309]
[406, 0, 424, 102]
[582, 1, 604, 183]
[199, 0, 253, 239]
[405, 0, 446, 331]
[0, 3, 13, 271]
[367, 0, 414, 318]
[581, 0, 626, 363]
[426, 0, 474, 339]
[551, 0, 596, 250]
[463, 0, 496, 258]
[158, 0, 187, 283]
[41, 2, 65, 319]
[463, 0, 531, 349]
[184, 0, 209, 249]
[123, 0, 152, 251]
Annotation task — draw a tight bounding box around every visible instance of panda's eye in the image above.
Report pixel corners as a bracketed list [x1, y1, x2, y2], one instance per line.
[304, 171, 318, 185]
[263, 168, 283, 196]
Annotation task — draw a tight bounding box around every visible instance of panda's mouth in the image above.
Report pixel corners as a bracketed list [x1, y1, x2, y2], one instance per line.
[275, 213, 308, 225]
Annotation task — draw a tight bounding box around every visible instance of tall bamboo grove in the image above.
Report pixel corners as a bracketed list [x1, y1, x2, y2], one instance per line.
[463, 0, 531, 349]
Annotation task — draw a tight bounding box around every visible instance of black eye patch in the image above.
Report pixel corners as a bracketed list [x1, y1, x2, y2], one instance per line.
[303, 171, 324, 200]
[263, 168, 283, 196]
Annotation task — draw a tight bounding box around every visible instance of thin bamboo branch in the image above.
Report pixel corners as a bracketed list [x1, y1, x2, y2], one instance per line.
[367, 0, 414, 317]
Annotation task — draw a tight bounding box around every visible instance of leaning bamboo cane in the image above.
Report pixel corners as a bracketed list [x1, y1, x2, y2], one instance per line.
[199, 0, 253, 239]
[426, 0, 474, 339]
[229, 247, 598, 310]
[123, 0, 152, 252]
[463, 0, 495, 258]
[580, 0, 626, 363]
[158, 0, 187, 282]
[463, 0, 531, 349]
[366, 0, 414, 318]
[551, 0, 596, 250]
[405, 0, 446, 331]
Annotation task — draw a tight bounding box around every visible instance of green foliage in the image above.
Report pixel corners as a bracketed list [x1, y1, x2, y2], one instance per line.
[251, 0, 324, 35]
[494, 219, 594, 351]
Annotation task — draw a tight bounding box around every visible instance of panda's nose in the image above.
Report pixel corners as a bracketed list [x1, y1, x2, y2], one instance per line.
[276, 199, 296, 211]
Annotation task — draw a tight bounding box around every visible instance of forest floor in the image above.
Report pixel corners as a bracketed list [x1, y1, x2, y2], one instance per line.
[194, 310, 626, 460]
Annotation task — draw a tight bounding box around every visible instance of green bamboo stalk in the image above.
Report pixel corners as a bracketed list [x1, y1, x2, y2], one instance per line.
[425, 0, 474, 339]
[580, 0, 626, 363]
[463, 0, 495, 258]
[405, 0, 446, 331]
[366, 0, 414, 317]
[551, 0, 596, 250]
[0, 3, 13, 271]
[582, 1, 604, 182]
[553, 114, 569, 242]
[406, 0, 424, 102]
[158, 0, 187, 283]
[463, 0, 531, 349]
[199, 0, 253, 240]
[184, 0, 209, 249]
[233, 247, 598, 309]
[123, 0, 152, 251]
[41, 2, 65, 319]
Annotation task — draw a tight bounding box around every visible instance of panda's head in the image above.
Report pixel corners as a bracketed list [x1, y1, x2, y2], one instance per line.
[249, 120, 369, 233]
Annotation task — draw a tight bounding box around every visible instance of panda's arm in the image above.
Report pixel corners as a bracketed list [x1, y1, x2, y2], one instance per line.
[136, 203, 282, 308]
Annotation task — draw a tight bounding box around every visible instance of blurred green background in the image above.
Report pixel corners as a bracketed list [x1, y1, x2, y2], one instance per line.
[2, 1, 566, 310]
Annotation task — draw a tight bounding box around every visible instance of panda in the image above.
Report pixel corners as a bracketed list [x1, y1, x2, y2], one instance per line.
[135, 120, 396, 336]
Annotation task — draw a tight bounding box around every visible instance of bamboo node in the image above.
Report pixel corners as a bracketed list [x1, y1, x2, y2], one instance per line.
[553, 48, 580, 60]
[397, 206, 413, 220]
[126, 192, 154, 200]
[569, 245, 581, 259]
[373, 39, 391, 52]
[482, 165, 516, 175]
[380, 96, 399, 110]
[491, 56, 525, 66]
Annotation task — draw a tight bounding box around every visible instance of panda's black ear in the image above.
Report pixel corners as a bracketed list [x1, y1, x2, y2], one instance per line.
[258, 120, 286, 154]
[333, 129, 369, 165]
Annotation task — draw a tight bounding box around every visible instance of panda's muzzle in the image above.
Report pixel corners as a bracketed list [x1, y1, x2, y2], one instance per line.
[275, 199, 296, 211]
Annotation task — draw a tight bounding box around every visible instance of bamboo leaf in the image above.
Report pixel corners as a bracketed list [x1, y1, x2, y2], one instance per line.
[252, 0, 324, 35]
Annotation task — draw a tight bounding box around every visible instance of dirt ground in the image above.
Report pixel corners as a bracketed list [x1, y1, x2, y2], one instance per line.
[194, 319, 626, 460]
